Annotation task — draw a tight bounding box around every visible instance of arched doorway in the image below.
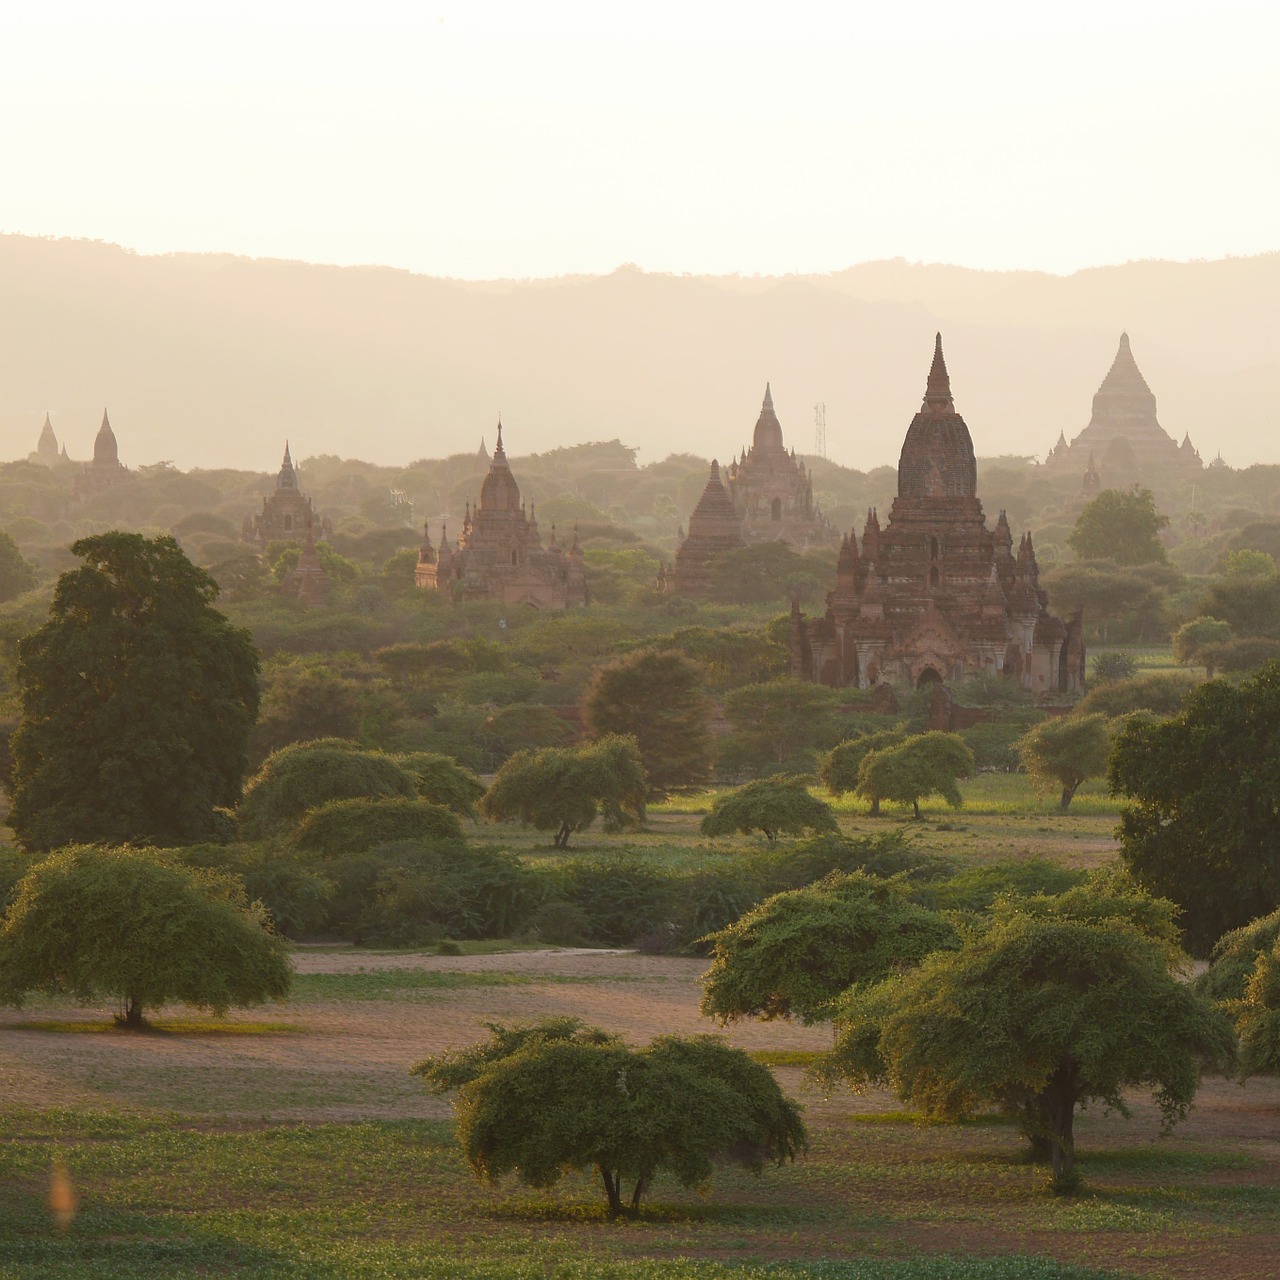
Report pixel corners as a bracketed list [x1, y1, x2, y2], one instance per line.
[771, 497, 782, 522]
[916, 666, 943, 690]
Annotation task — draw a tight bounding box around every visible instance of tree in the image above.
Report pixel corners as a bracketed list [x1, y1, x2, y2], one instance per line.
[856, 732, 975, 819]
[1078, 672, 1196, 718]
[481, 736, 647, 848]
[1016, 714, 1110, 811]
[238, 739, 419, 840]
[393, 752, 486, 817]
[700, 872, 957, 1025]
[700, 777, 839, 843]
[0, 846, 291, 1028]
[1172, 617, 1234, 678]
[9, 533, 260, 851]
[413, 1019, 805, 1216]
[1067, 486, 1169, 565]
[827, 904, 1234, 1188]
[720, 679, 847, 775]
[1110, 662, 1280, 955]
[582, 649, 714, 794]
[1201, 571, 1280, 639]
[1090, 652, 1136, 684]
[819, 729, 908, 810]
[0, 529, 38, 603]
[1234, 939, 1280, 1076]
[291, 797, 464, 856]
[1195, 907, 1280, 1005]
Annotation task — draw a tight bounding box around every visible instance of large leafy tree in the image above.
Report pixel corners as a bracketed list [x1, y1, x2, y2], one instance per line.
[0, 845, 291, 1028]
[819, 729, 908, 812]
[481, 735, 647, 848]
[1110, 661, 1280, 955]
[700, 777, 838, 844]
[9, 533, 260, 851]
[414, 1019, 805, 1216]
[720, 679, 847, 775]
[582, 649, 714, 794]
[700, 871, 957, 1025]
[827, 891, 1233, 1188]
[1016, 714, 1110, 811]
[857, 732, 975, 819]
[0, 529, 38, 603]
[1067, 486, 1170, 565]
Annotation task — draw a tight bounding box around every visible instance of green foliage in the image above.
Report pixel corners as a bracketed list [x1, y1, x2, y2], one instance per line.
[9, 533, 260, 851]
[238, 738, 418, 840]
[481, 735, 647, 847]
[958, 720, 1032, 772]
[1090, 651, 1137, 684]
[291, 797, 464, 856]
[1195, 907, 1280, 1004]
[1111, 661, 1280, 955]
[700, 777, 839, 843]
[1197, 636, 1280, 676]
[474, 703, 573, 766]
[582, 649, 714, 794]
[393, 751, 486, 817]
[555, 855, 674, 946]
[640, 625, 787, 691]
[820, 729, 907, 795]
[721, 679, 849, 776]
[0, 845, 290, 1026]
[1078, 671, 1196, 718]
[1235, 939, 1280, 1076]
[828, 901, 1234, 1187]
[706, 541, 833, 606]
[1172, 617, 1234, 675]
[417, 1021, 806, 1215]
[1041, 561, 1176, 644]
[271, 540, 362, 584]
[1201, 571, 1280, 639]
[857, 732, 975, 818]
[1068, 486, 1169, 565]
[1220, 549, 1276, 578]
[250, 657, 379, 762]
[1015, 714, 1110, 810]
[922, 859, 1085, 913]
[700, 872, 958, 1024]
[0, 529, 38, 603]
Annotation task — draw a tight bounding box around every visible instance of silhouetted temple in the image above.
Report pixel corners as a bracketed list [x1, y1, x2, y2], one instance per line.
[417, 423, 588, 608]
[725, 385, 832, 546]
[72, 409, 132, 498]
[1044, 333, 1201, 488]
[242, 444, 332, 548]
[791, 335, 1084, 695]
[659, 460, 744, 597]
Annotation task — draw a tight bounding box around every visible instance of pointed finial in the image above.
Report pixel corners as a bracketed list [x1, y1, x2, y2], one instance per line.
[1119, 331, 1130, 349]
[101, 407, 111, 431]
[763, 382, 774, 411]
[710, 458, 720, 480]
[924, 332, 953, 411]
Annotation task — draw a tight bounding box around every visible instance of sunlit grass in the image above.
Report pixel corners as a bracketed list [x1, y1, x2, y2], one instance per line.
[2, 1019, 304, 1036]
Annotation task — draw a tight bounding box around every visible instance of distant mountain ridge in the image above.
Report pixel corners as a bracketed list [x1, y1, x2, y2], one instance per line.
[1, 235, 1276, 473]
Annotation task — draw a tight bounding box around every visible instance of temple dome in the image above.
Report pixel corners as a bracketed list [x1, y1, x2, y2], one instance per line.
[479, 422, 521, 512]
[93, 409, 119, 466]
[896, 334, 977, 499]
[752, 383, 785, 452]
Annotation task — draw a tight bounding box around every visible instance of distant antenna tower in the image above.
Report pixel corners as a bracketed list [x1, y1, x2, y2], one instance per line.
[813, 402, 827, 460]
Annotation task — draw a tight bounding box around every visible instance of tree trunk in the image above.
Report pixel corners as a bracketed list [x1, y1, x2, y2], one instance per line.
[1043, 1072, 1079, 1190]
[869, 796, 880, 816]
[598, 1165, 623, 1217]
[555, 820, 571, 849]
[120, 995, 145, 1029]
[629, 1175, 647, 1212]
[1059, 782, 1079, 811]
[912, 799, 921, 819]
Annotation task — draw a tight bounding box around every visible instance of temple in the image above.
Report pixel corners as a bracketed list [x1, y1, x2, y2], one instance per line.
[791, 335, 1084, 695]
[724, 385, 832, 546]
[1044, 333, 1201, 488]
[659, 460, 745, 597]
[416, 423, 588, 608]
[73, 409, 132, 498]
[242, 444, 332, 548]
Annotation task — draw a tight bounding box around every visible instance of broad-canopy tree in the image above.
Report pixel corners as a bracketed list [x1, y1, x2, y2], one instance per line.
[0, 845, 291, 1028]
[1067, 486, 1169, 565]
[1195, 907, 1280, 1005]
[414, 1019, 805, 1216]
[720, 679, 847, 775]
[1016, 713, 1110, 811]
[9, 533, 260, 851]
[0, 529, 38, 603]
[1234, 939, 1280, 1076]
[582, 649, 714, 794]
[1110, 661, 1280, 955]
[393, 752, 486, 818]
[1171, 617, 1234, 678]
[857, 732, 974, 819]
[700, 777, 838, 843]
[820, 729, 908, 810]
[481, 735, 647, 848]
[290, 797, 464, 856]
[827, 893, 1233, 1188]
[700, 871, 958, 1025]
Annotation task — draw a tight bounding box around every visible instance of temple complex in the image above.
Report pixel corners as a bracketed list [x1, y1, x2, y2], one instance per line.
[416, 424, 588, 608]
[724, 386, 833, 546]
[242, 444, 332, 548]
[1044, 333, 1201, 488]
[30, 414, 66, 466]
[72, 409, 132, 499]
[659, 460, 744, 597]
[791, 335, 1084, 695]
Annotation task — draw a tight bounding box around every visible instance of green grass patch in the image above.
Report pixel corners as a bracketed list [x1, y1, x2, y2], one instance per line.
[3, 1019, 305, 1036]
[290, 969, 639, 1001]
[748, 1050, 823, 1069]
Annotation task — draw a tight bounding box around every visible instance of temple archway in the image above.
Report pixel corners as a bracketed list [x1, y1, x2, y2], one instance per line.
[916, 666, 943, 689]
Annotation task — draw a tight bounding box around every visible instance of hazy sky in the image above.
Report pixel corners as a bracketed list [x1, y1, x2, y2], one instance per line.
[2, 1, 1276, 279]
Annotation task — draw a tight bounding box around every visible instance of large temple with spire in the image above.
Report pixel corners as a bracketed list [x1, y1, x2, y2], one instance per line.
[725, 385, 833, 546]
[791, 335, 1084, 695]
[242, 444, 332, 549]
[72, 409, 132, 499]
[1044, 333, 1204, 488]
[659, 459, 745, 597]
[416, 424, 588, 609]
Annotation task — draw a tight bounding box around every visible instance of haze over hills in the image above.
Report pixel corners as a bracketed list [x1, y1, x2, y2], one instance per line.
[1, 234, 1276, 474]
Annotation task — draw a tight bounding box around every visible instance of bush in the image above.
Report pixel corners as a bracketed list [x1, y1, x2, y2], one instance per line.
[1079, 672, 1198, 718]
[556, 856, 678, 946]
[291, 797, 464, 857]
[393, 753, 486, 817]
[922, 858, 1087, 913]
[701, 777, 839, 843]
[1090, 652, 1138, 684]
[1195, 907, 1280, 1004]
[238, 739, 418, 839]
[959, 721, 1029, 772]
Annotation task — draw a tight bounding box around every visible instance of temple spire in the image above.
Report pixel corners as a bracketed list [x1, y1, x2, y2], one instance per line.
[923, 332, 953, 412]
[763, 382, 774, 411]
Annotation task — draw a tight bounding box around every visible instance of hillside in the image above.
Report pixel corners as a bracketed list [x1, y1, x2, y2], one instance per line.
[1, 235, 1276, 471]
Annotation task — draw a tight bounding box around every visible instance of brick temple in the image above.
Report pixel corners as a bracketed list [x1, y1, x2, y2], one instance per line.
[790, 335, 1084, 695]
